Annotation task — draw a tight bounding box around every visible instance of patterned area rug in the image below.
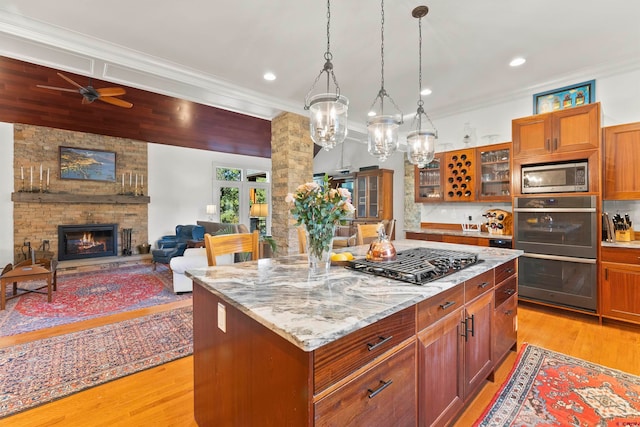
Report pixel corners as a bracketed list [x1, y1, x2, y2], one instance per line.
[0, 264, 190, 336]
[0, 305, 193, 418]
[475, 344, 640, 426]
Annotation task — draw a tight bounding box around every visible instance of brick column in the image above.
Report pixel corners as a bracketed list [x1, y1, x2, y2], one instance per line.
[404, 159, 420, 230]
[271, 112, 313, 256]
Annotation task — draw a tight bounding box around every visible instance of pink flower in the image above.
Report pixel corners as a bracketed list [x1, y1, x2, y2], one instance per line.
[285, 193, 295, 203]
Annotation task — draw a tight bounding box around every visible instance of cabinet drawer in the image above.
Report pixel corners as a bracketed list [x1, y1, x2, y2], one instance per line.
[495, 259, 517, 284]
[465, 269, 494, 302]
[314, 342, 417, 427]
[314, 306, 415, 393]
[601, 246, 640, 264]
[494, 275, 517, 307]
[417, 283, 464, 330]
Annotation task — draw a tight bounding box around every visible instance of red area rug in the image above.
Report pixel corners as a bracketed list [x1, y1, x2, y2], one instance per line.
[0, 264, 190, 336]
[474, 344, 640, 426]
[0, 305, 192, 418]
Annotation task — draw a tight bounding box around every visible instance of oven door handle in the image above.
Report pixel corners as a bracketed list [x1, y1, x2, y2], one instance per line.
[513, 208, 596, 213]
[521, 253, 596, 264]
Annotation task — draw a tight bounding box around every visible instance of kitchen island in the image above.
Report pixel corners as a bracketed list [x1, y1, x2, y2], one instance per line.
[188, 240, 522, 426]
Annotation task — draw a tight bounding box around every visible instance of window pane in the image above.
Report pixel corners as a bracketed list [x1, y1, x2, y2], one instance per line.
[219, 186, 240, 224]
[216, 167, 242, 181]
[249, 187, 268, 235]
[247, 169, 269, 183]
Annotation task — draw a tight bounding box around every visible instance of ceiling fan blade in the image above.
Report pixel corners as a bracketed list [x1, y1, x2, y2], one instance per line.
[57, 72, 85, 90]
[36, 84, 80, 93]
[96, 87, 126, 97]
[99, 96, 133, 108]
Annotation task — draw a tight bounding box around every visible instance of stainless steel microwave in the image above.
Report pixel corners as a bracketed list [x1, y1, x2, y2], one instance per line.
[521, 161, 588, 194]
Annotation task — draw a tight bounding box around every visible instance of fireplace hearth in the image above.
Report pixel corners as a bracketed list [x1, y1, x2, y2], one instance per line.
[58, 224, 118, 261]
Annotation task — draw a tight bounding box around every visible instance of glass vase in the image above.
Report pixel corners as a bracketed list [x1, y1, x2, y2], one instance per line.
[304, 224, 335, 276]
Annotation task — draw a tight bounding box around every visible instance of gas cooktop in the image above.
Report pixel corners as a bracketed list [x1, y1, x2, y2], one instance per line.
[347, 247, 481, 285]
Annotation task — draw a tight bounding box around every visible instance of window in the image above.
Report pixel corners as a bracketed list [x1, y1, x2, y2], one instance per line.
[214, 166, 271, 236]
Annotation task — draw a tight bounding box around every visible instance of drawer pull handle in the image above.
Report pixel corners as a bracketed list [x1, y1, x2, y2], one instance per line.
[461, 314, 475, 342]
[505, 268, 515, 274]
[367, 335, 393, 351]
[504, 289, 516, 296]
[505, 310, 513, 316]
[440, 301, 456, 310]
[478, 282, 490, 289]
[368, 379, 393, 399]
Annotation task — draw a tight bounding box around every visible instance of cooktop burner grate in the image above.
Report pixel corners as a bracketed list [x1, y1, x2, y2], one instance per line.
[347, 247, 481, 285]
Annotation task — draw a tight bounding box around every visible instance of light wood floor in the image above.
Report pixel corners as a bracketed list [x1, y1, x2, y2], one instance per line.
[1, 300, 639, 426]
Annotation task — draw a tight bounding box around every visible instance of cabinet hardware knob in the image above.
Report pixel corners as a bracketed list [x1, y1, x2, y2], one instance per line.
[368, 379, 393, 399]
[478, 282, 490, 289]
[505, 268, 515, 274]
[440, 301, 456, 310]
[504, 289, 516, 295]
[505, 310, 513, 316]
[367, 335, 393, 351]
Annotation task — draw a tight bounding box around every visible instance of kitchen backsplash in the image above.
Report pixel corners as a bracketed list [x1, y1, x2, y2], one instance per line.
[603, 200, 640, 231]
[420, 202, 512, 226]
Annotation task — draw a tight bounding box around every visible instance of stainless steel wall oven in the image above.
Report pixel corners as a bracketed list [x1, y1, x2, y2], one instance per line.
[514, 195, 597, 312]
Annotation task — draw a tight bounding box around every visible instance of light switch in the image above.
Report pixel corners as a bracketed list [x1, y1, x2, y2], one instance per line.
[218, 302, 226, 333]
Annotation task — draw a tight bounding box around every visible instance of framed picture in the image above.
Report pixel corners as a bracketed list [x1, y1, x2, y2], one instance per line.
[59, 147, 117, 182]
[533, 80, 595, 114]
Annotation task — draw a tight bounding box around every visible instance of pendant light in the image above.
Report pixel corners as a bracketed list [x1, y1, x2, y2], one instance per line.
[304, 0, 348, 151]
[367, 0, 403, 162]
[406, 5, 438, 168]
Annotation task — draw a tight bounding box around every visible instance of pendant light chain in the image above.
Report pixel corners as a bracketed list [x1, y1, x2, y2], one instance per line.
[380, 0, 385, 92]
[416, 9, 436, 134]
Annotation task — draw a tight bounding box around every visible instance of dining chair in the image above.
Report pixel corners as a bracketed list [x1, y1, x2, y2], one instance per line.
[297, 226, 307, 254]
[356, 223, 384, 246]
[204, 230, 259, 266]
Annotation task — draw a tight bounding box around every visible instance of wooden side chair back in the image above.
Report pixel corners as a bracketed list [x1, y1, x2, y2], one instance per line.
[204, 230, 260, 266]
[356, 223, 383, 246]
[383, 219, 396, 240]
[297, 226, 307, 254]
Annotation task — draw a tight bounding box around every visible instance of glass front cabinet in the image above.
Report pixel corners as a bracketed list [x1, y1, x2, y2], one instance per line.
[477, 142, 511, 202]
[354, 169, 394, 221]
[414, 153, 444, 203]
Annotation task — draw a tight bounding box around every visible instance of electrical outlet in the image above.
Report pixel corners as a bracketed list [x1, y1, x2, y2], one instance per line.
[468, 215, 473, 221]
[217, 302, 227, 333]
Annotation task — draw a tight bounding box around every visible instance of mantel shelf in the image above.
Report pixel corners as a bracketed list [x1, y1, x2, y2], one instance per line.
[11, 192, 150, 204]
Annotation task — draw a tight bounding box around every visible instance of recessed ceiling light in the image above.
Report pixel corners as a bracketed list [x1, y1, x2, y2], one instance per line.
[368, 111, 376, 117]
[263, 72, 276, 81]
[420, 88, 432, 96]
[509, 57, 526, 67]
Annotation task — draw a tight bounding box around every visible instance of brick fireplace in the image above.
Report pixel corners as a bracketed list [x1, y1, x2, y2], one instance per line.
[12, 124, 149, 263]
[58, 224, 118, 261]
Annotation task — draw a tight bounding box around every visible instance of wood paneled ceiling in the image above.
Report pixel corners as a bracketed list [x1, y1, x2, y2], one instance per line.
[0, 57, 272, 158]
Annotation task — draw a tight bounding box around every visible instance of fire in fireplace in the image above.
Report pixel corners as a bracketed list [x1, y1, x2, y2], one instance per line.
[58, 224, 118, 261]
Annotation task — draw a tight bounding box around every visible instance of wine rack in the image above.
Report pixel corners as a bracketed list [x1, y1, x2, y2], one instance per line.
[444, 149, 476, 201]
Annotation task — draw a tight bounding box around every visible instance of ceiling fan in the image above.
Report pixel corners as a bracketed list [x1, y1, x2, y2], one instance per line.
[37, 72, 133, 108]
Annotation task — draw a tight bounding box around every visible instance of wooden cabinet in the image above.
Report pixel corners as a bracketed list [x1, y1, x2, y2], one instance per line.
[492, 259, 518, 365]
[414, 153, 444, 202]
[417, 270, 496, 427]
[477, 142, 511, 202]
[601, 246, 640, 325]
[354, 169, 394, 221]
[512, 102, 600, 159]
[603, 122, 640, 200]
[444, 148, 476, 201]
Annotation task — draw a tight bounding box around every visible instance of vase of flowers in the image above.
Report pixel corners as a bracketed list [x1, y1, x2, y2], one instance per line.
[286, 175, 354, 275]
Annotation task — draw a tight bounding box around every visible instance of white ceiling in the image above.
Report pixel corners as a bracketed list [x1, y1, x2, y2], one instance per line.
[1, 0, 639, 141]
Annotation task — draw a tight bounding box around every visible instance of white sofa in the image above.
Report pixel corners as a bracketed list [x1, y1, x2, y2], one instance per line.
[169, 247, 233, 293]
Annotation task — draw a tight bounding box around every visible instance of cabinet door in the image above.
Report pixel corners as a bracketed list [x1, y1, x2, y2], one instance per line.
[601, 262, 640, 325]
[603, 122, 640, 200]
[512, 114, 551, 158]
[367, 175, 379, 219]
[551, 103, 600, 153]
[493, 293, 517, 364]
[315, 342, 417, 427]
[444, 149, 476, 201]
[415, 153, 444, 202]
[463, 291, 493, 397]
[417, 309, 464, 427]
[477, 142, 511, 202]
[355, 175, 368, 218]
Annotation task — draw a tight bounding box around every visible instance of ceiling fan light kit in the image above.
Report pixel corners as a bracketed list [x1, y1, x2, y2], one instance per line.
[407, 5, 438, 168]
[304, 0, 349, 151]
[37, 72, 133, 108]
[367, 0, 403, 162]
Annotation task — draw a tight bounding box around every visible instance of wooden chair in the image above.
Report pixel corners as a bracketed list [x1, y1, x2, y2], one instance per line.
[356, 223, 384, 246]
[204, 230, 259, 266]
[382, 219, 396, 240]
[297, 226, 307, 254]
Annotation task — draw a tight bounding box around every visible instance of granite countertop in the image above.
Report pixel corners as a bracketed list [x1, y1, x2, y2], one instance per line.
[405, 227, 513, 240]
[187, 240, 522, 352]
[601, 240, 640, 248]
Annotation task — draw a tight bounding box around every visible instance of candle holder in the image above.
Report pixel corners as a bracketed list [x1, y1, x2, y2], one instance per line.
[43, 184, 50, 193]
[138, 184, 144, 197]
[20, 178, 25, 192]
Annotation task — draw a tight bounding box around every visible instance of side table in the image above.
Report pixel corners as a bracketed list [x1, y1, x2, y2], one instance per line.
[187, 240, 205, 248]
[0, 260, 57, 310]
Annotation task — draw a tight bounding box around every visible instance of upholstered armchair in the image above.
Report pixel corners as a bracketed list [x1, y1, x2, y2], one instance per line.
[152, 224, 205, 269]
